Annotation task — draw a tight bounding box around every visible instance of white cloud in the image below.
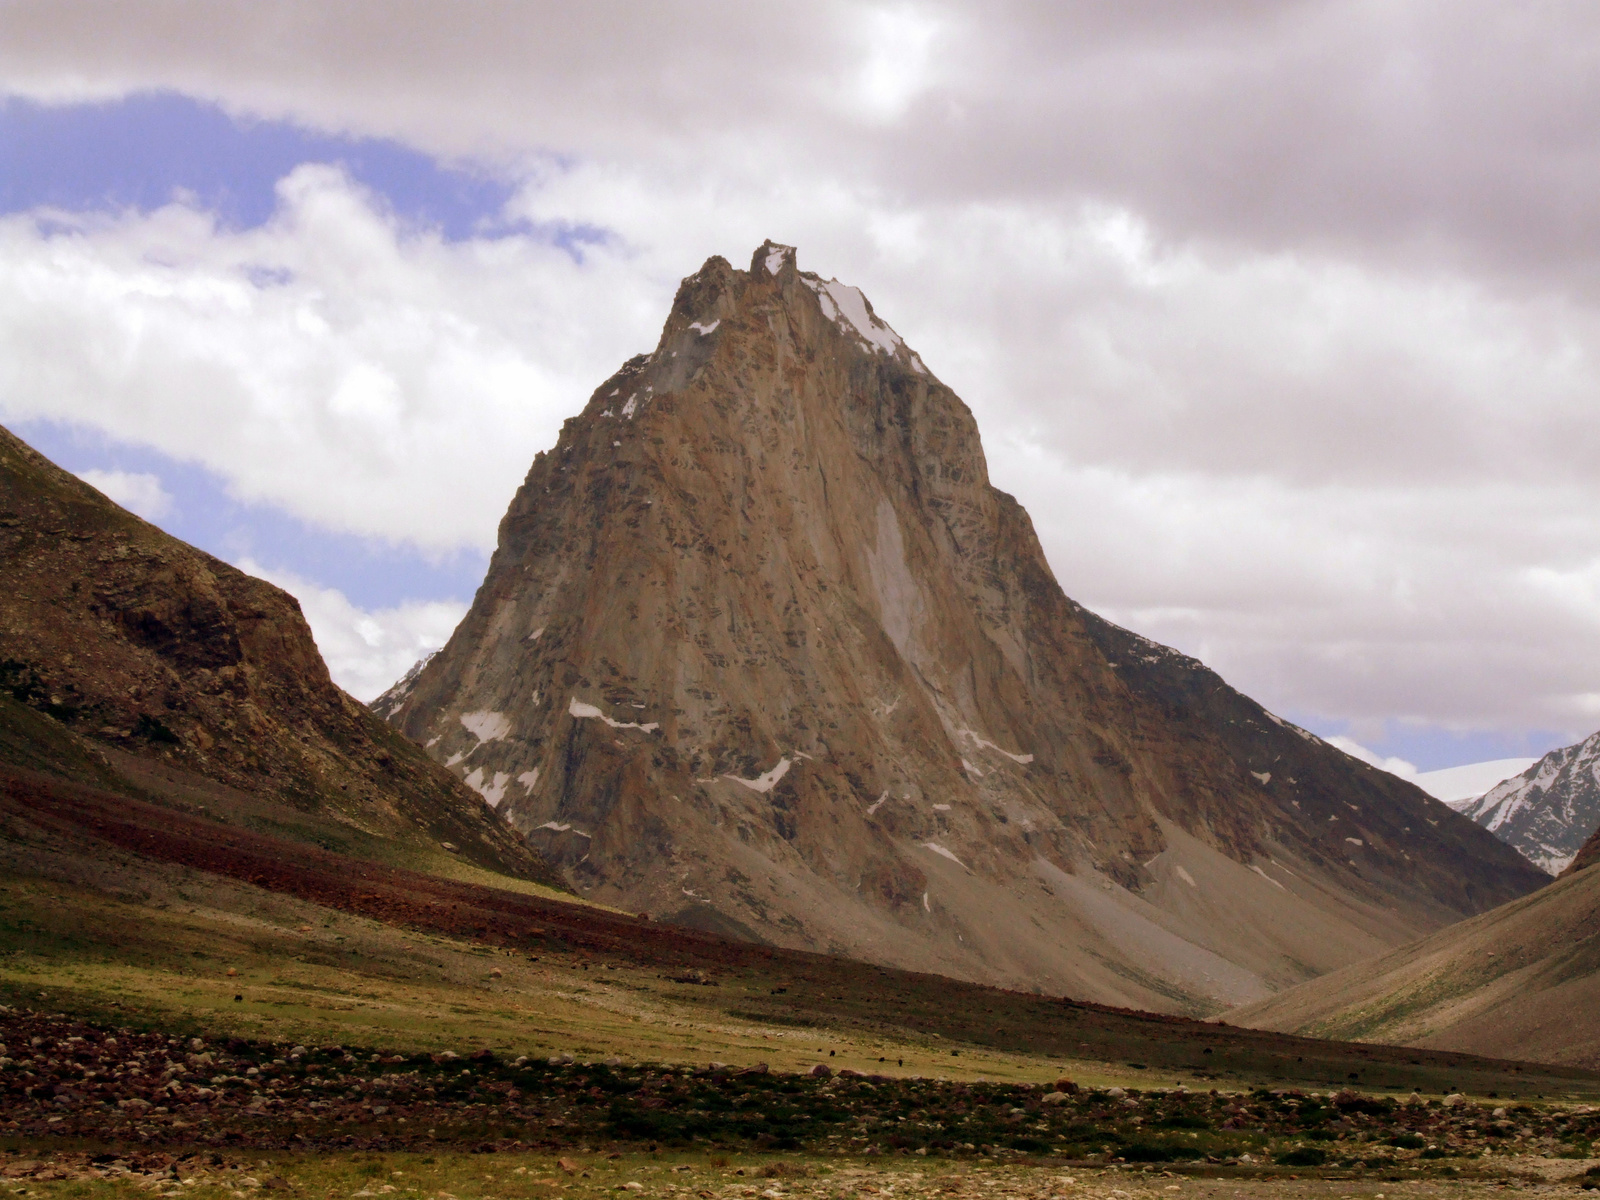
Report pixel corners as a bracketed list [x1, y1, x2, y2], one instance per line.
[73, 467, 174, 521]
[1325, 736, 1420, 781]
[236, 557, 465, 702]
[0, 166, 668, 554]
[6, 5, 1600, 750]
[844, 4, 949, 122]
[1418, 759, 1538, 807]
[1324, 735, 1536, 806]
[6, 155, 1600, 742]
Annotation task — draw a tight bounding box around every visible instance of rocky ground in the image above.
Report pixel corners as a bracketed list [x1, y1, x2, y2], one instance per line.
[4, 1005, 1599, 1190]
[2, 1148, 1600, 1200]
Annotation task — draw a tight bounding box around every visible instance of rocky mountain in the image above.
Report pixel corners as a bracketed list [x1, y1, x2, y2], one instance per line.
[0, 424, 555, 884]
[1232, 835, 1600, 1069]
[1451, 732, 1600, 874]
[1564, 820, 1600, 877]
[378, 241, 1548, 1014]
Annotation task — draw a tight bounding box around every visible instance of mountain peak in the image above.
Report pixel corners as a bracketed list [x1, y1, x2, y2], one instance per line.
[379, 247, 1545, 1013]
[752, 239, 796, 277]
[1463, 729, 1600, 874]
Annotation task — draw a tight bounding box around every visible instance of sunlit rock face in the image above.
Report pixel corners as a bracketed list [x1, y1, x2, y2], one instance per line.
[379, 242, 1546, 1013]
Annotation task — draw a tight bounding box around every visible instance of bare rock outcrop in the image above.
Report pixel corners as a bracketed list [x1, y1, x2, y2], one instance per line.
[380, 242, 1546, 1011]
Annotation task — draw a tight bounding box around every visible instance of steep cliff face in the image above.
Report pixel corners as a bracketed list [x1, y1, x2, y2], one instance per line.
[0, 424, 554, 883]
[380, 243, 1546, 1012]
[1457, 731, 1600, 874]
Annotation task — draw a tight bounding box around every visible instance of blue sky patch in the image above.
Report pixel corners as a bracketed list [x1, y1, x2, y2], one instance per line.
[0, 91, 519, 241]
[15, 417, 486, 610]
[1292, 712, 1568, 773]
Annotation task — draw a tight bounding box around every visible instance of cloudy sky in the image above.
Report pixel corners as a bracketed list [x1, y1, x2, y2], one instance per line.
[4, 1, 1599, 775]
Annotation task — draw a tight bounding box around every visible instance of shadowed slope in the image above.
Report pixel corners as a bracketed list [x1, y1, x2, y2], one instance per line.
[0, 424, 557, 884]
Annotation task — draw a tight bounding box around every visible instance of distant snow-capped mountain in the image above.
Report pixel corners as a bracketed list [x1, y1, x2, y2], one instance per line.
[1455, 732, 1600, 874]
[1423, 758, 1536, 806]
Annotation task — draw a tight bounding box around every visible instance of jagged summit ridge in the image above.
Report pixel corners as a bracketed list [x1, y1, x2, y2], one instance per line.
[1459, 729, 1600, 874]
[379, 242, 1546, 1012]
[764, 249, 929, 370]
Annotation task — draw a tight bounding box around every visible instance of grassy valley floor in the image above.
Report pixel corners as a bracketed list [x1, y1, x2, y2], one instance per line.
[5, 762, 1600, 1196]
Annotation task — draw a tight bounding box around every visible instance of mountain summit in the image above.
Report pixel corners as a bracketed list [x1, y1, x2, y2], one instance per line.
[379, 242, 1545, 1012]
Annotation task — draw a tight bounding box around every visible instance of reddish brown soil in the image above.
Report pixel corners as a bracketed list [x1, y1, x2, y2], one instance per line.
[3, 762, 1597, 1100]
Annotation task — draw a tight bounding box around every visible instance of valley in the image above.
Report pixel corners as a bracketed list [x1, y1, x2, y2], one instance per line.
[3, 247, 1600, 1197]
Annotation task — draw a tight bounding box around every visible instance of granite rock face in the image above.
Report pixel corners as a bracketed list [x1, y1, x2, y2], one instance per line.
[380, 243, 1546, 1012]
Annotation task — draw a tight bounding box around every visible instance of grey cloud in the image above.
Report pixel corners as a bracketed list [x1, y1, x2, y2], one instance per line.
[6, 2, 1600, 748]
[9, 2, 1600, 284]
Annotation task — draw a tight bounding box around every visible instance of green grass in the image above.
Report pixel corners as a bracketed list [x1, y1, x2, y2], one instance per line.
[3, 849, 1597, 1104]
[0, 874, 1098, 1086]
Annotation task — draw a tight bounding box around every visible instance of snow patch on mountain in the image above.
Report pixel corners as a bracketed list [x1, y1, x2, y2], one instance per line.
[724, 756, 792, 793]
[463, 767, 510, 808]
[805, 277, 905, 356]
[459, 710, 512, 743]
[921, 841, 968, 869]
[764, 244, 793, 275]
[956, 728, 1034, 764]
[1456, 732, 1600, 874]
[568, 696, 660, 733]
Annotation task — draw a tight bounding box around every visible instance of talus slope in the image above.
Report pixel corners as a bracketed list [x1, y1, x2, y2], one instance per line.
[1231, 851, 1600, 1069]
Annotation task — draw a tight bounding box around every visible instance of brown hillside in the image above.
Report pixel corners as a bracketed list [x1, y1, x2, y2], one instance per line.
[1232, 850, 1600, 1069]
[0, 423, 555, 884]
[1563, 822, 1600, 877]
